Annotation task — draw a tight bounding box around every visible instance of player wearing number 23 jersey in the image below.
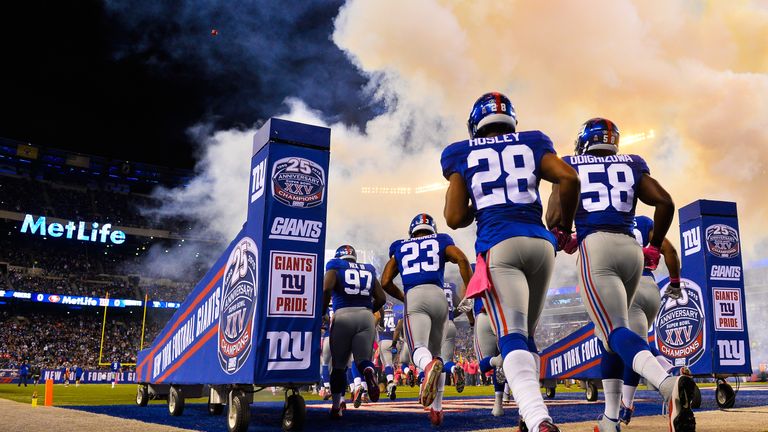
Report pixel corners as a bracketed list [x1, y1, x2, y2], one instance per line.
[442, 92, 580, 432]
[381, 213, 473, 425]
[547, 118, 695, 432]
[322, 245, 386, 418]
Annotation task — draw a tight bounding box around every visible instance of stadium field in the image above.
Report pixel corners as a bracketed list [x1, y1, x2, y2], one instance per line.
[3, 383, 768, 431]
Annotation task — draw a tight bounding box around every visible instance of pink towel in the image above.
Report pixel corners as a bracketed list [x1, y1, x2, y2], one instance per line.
[466, 253, 492, 299]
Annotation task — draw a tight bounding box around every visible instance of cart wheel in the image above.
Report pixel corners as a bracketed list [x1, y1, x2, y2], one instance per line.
[136, 384, 149, 407]
[282, 393, 306, 431]
[545, 387, 556, 399]
[228, 391, 251, 432]
[691, 383, 702, 409]
[716, 381, 735, 409]
[168, 386, 185, 416]
[208, 400, 224, 415]
[585, 381, 598, 402]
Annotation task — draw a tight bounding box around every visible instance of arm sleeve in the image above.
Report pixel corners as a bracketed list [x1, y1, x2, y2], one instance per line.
[538, 131, 557, 156]
[388, 241, 398, 259]
[325, 259, 338, 272]
[440, 144, 462, 180]
[634, 155, 650, 175]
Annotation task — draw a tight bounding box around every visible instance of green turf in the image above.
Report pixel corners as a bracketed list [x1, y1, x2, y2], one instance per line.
[3, 381, 754, 407]
[0, 382, 582, 407]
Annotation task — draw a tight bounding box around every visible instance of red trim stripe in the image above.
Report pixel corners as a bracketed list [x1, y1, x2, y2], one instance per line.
[156, 326, 218, 383]
[579, 242, 610, 338]
[136, 266, 225, 374]
[583, 245, 614, 331]
[540, 327, 595, 364]
[561, 358, 601, 378]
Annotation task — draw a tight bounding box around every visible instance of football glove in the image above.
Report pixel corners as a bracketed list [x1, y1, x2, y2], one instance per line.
[563, 233, 578, 255]
[642, 245, 661, 271]
[665, 277, 683, 300]
[550, 226, 573, 252]
[456, 297, 474, 314]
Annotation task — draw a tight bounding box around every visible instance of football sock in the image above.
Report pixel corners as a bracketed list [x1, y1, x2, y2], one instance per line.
[503, 349, 551, 431]
[602, 379, 622, 420]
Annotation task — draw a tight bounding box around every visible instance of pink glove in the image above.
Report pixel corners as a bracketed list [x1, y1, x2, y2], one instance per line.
[643, 245, 661, 270]
[563, 233, 578, 254]
[550, 226, 573, 252]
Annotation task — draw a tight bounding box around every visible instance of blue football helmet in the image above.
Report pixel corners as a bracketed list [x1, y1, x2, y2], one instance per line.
[467, 92, 518, 138]
[574, 118, 620, 155]
[334, 245, 357, 261]
[409, 213, 437, 237]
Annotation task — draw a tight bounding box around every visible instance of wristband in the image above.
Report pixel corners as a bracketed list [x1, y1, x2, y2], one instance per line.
[670, 276, 681, 287]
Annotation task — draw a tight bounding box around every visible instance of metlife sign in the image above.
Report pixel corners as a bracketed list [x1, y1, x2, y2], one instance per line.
[20, 214, 126, 245]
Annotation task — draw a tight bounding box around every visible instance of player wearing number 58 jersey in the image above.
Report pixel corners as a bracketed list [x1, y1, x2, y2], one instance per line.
[442, 92, 580, 432]
[547, 118, 696, 432]
[322, 245, 386, 419]
[381, 213, 473, 426]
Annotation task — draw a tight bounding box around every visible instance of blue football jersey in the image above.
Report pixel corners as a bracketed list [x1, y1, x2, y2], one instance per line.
[633, 215, 654, 277]
[389, 233, 455, 292]
[380, 305, 397, 340]
[563, 153, 650, 242]
[443, 282, 457, 321]
[325, 258, 378, 312]
[441, 131, 557, 254]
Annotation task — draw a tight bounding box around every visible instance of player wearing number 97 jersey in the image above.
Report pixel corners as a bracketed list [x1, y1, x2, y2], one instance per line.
[322, 245, 386, 419]
[381, 213, 473, 426]
[442, 92, 580, 432]
[546, 118, 695, 432]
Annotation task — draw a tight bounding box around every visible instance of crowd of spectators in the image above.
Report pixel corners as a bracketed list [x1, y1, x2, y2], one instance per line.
[0, 173, 191, 232]
[0, 308, 165, 370]
[7, 269, 137, 299]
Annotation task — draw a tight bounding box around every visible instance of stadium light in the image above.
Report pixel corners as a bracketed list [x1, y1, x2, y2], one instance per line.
[621, 129, 655, 146]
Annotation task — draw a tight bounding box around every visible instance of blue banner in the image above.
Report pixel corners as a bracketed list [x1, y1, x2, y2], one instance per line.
[655, 200, 752, 375]
[136, 118, 330, 386]
[540, 322, 603, 380]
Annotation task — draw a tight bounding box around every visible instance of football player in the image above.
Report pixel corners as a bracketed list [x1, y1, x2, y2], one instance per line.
[441, 281, 467, 393]
[381, 213, 473, 426]
[547, 118, 697, 432]
[473, 295, 507, 417]
[393, 318, 418, 387]
[319, 310, 333, 400]
[442, 92, 580, 432]
[620, 215, 684, 424]
[323, 245, 387, 419]
[378, 302, 403, 399]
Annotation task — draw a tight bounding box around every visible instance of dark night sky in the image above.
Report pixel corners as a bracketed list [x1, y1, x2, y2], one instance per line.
[0, 1, 377, 168]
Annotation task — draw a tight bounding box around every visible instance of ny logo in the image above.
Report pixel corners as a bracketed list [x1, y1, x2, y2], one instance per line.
[682, 227, 701, 256]
[664, 326, 692, 345]
[717, 340, 745, 366]
[280, 274, 306, 295]
[266, 331, 312, 371]
[250, 159, 267, 203]
[719, 302, 736, 317]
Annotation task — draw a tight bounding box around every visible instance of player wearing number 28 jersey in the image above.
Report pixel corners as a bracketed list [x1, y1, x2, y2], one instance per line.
[547, 118, 696, 432]
[381, 213, 473, 426]
[322, 245, 386, 419]
[441, 92, 580, 432]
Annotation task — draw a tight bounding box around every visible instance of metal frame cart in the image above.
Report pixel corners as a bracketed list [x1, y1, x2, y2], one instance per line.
[135, 118, 331, 431]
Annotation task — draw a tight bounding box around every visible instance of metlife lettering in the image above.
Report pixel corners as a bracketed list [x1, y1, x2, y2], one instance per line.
[20, 214, 126, 245]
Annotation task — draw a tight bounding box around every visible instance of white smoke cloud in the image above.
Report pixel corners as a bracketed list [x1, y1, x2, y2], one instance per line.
[140, 0, 768, 359]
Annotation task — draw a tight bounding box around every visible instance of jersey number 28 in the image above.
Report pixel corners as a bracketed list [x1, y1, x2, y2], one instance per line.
[468, 146, 537, 210]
